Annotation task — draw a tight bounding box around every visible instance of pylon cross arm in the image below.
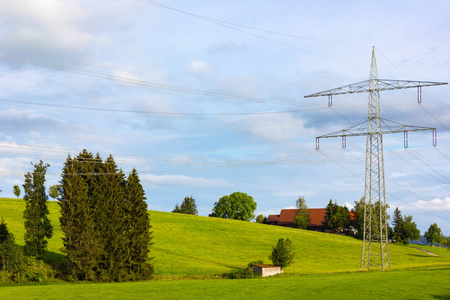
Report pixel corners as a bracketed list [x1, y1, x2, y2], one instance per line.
[304, 79, 447, 98]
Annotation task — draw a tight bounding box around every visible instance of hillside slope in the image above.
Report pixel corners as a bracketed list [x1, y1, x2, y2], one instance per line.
[1, 198, 449, 277]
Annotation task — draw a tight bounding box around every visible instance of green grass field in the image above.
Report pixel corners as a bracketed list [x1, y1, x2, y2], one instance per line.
[1, 197, 449, 299]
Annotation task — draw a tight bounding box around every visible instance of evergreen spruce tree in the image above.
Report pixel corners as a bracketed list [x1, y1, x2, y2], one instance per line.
[392, 207, 404, 243]
[59, 154, 102, 281]
[23, 160, 53, 259]
[179, 196, 198, 215]
[124, 168, 153, 280]
[0, 218, 20, 272]
[59, 150, 153, 281]
[93, 155, 127, 281]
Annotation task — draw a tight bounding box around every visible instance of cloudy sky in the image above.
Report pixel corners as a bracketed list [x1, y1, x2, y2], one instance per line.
[0, 0, 449, 234]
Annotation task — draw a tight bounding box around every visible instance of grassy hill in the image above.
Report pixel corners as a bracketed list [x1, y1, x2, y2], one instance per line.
[1, 198, 449, 278]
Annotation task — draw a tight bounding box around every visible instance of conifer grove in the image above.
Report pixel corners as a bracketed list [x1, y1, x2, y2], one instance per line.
[58, 150, 153, 282]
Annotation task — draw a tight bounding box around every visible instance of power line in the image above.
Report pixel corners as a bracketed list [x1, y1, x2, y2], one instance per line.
[137, 0, 369, 68]
[0, 52, 301, 106]
[0, 98, 326, 116]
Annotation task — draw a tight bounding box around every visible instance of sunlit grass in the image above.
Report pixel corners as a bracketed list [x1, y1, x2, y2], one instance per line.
[1, 198, 449, 278]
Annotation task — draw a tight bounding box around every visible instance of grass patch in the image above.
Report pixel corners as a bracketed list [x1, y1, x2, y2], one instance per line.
[0, 266, 448, 299]
[1, 197, 449, 278]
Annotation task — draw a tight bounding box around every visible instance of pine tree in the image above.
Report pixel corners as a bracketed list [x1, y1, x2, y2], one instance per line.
[179, 196, 198, 215]
[23, 160, 53, 259]
[124, 168, 153, 280]
[59, 154, 102, 281]
[59, 151, 153, 281]
[93, 155, 127, 281]
[392, 207, 404, 243]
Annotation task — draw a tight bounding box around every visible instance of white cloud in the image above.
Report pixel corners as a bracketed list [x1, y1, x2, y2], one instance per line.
[401, 197, 450, 212]
[141, 174, 231, 187]
[188, 60, 212, 75]
[233, 113, 314, 142]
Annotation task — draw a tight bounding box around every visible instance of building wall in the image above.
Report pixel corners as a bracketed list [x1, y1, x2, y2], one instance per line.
[253, 265, 283, 277]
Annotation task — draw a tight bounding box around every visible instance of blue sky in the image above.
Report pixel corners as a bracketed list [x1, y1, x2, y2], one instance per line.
[0, 0, 449, 234]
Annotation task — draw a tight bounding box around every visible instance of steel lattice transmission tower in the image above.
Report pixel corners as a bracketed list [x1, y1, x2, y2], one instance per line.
[305, 47, 447, 271]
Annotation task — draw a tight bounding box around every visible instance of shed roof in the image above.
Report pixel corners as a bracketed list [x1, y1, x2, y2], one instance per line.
[253, 264, 281, 269]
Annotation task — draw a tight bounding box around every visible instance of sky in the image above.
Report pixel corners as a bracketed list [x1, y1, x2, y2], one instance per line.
[0, 0, 449, 234]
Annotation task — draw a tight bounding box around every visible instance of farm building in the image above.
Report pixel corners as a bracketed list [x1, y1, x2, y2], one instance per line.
[267, 208, 326, 231]
[252, 264, 283, 277]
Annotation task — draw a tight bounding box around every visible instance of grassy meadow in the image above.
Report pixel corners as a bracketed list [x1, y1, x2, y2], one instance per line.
[1, 197, 449, 299]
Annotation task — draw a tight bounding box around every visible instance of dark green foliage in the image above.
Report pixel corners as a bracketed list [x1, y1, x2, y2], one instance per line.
[424, 223, 442, 248]
[23, 161, 53, 259]
[13, 185, 20, 198]
[269, 238, 295, 270]
[0, 220, 51, 283]
[173, 196, 198, 215]
[0, 219, 20, 272]
[59, 150, 153, 282]
[443, 237, 450, 250]
[293, 196, 310, 229]
[211, 192, 257, 221]
[323, 200, 350, 233]
[48, 185, 60, 200]
[351, 197, 365, 239]
[123, 168, 154, 280]
[255, 214, 265, 224]
[59, 152, 103, 281]
[392, 208, 420, 244]
[172, 204, 180, 213]
[223, 266, 260, 279]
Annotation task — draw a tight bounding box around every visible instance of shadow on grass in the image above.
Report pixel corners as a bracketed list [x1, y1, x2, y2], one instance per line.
[44, 250, 66, 263]
[431, 293, 450, 299]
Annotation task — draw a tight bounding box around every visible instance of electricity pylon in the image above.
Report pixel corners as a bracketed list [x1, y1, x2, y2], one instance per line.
[305, 47, 447, 271]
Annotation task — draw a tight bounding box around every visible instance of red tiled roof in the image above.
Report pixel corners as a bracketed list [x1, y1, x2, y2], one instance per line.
[277, 208, 326, 227]
[267, 214, 280, 223]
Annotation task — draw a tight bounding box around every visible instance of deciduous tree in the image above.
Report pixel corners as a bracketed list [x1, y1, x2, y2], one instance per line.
[23, 161, 53, 259]
[255, 214, 265, 224]
[211, 192, 257, 221]
[13, 185, 20, 198]
[424, 223, 442, 248]
[293, 196, 310, 229]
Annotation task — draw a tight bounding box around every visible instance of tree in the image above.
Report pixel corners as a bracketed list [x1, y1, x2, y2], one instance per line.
[211, 192, 257, 221]
[48, 184, 60, 200]
[23, 160, 53, 259]
[59, 151, 103, 281]
[255, 214, 265, 224]
[59, 150, 153, 281]
[293, 196, 310, 229]
[392, 207, 403, 243]
[443, 236, 450, 251]
[392, 208, 420, 245]
[323, 200, 350, 233]
[173, 196, 198, 215]
[351, 197, 365, 239]
[123, 168, 153, 280]
[172, 204, 180, 213]
[424, 223, 442, 248]
[269, 238, 295, 270]
[0, 219, 20, 272]
[13, 185, 20, 198]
